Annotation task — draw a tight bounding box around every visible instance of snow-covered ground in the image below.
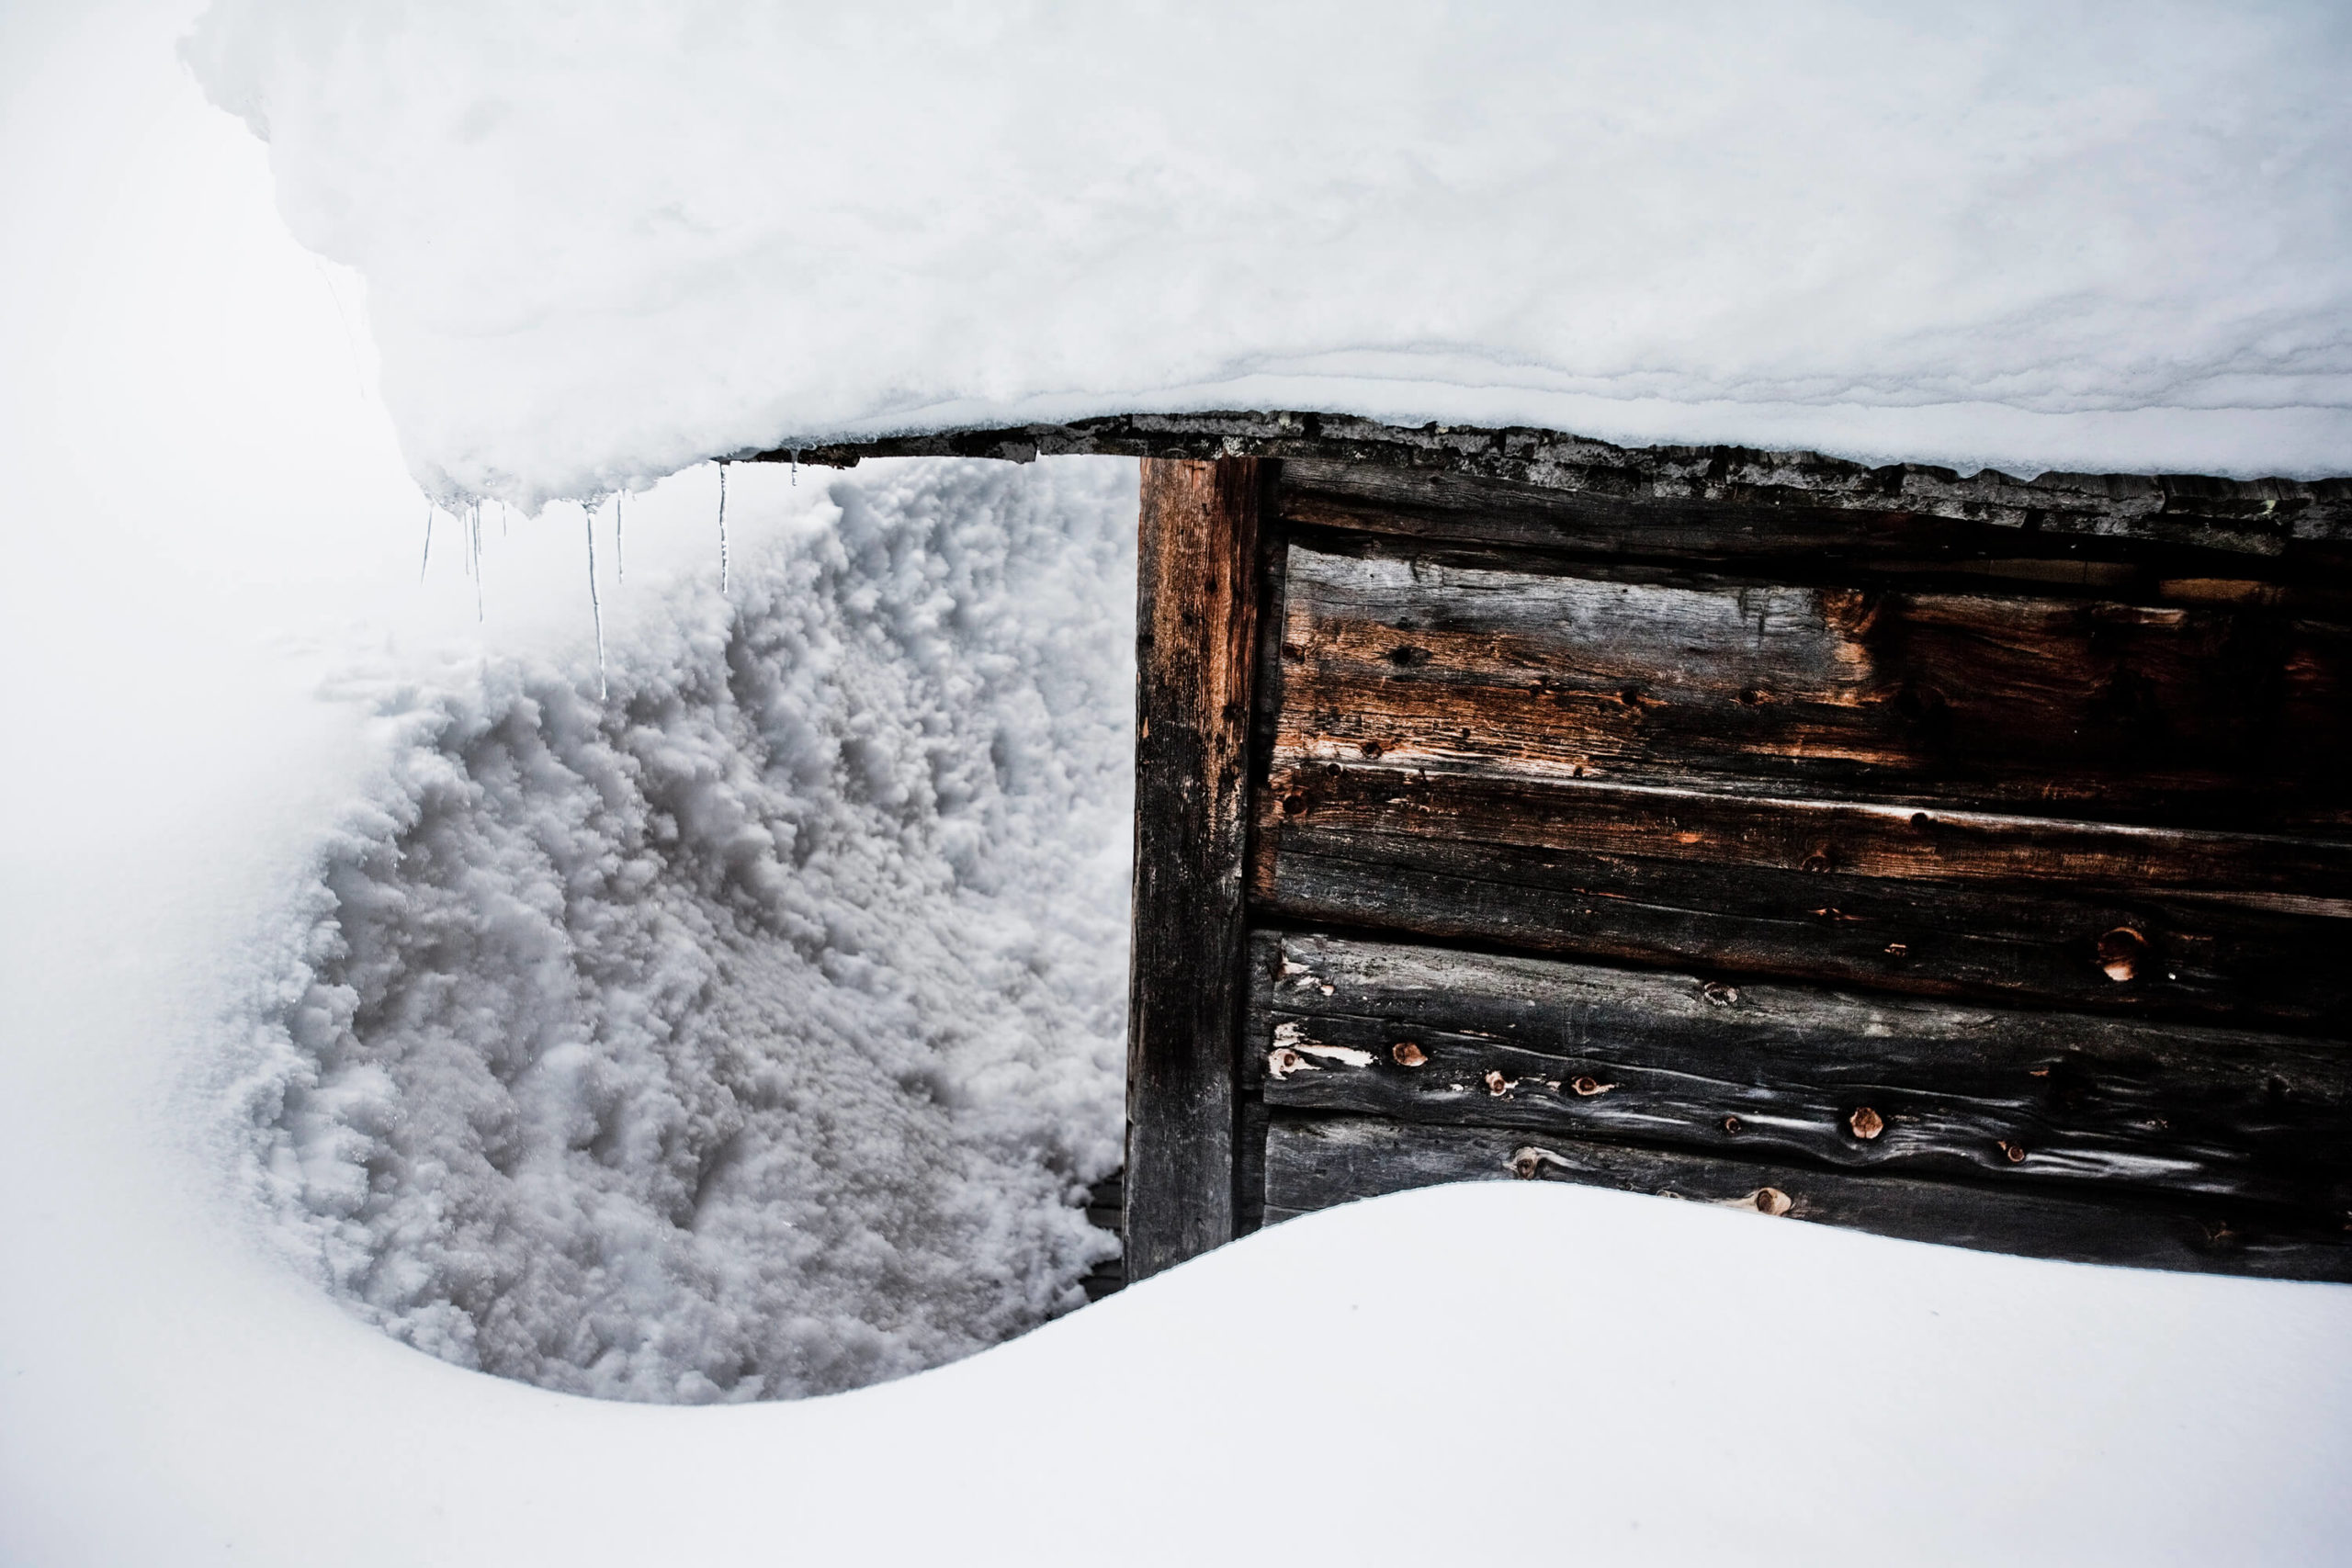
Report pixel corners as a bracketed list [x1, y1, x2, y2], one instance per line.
[4, 3, 2349, 1563]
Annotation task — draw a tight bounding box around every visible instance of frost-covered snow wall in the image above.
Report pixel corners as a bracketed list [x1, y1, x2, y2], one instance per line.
[229, 458, 1133, 1402]
[184, 2, 2352, 509]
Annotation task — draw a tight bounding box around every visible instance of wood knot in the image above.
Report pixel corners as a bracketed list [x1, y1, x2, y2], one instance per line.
[1702, 981, 1739, 1007]
[1570, 1075, 1615, 1097]
[1267, 1047, 1307, 1079]
[1750, 1188, 1793, 1216]
[1909, 812, 1934, 829]
[1359, 739, 1384, 759]
[1849, 1106, 1885, 1140]
[1384, 645, 1430, 667]
[1509, 1146, 1562, 1179]
[2096, 926, 2147, 984]
[1391, 1042, 1428, 1067]
[1998, 1139, 2029, 1163]
[1736, 687, 1774, 706]
[1800, 852, 1835, 874]
[1722, 1114, 1743, 1135]
[1282, 792, 1309, 816]
[1484, 1069, 1515, 1098]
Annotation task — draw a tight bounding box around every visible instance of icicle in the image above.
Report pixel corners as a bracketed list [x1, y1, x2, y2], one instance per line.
[420, 503, 434, 582]
[585, 509, 607, 702]
[717, 464, 729, 594]
[469, 502, 484, 622]
[613, 491, 625, 585]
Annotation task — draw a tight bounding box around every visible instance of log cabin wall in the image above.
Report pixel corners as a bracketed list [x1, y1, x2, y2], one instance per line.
[769, 415, 2352, 1285]
[1128, 438, 2352, 1285]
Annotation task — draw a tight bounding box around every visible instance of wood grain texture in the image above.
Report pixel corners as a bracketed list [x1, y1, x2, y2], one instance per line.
[756, 409, 2352, 569]
[1257, 764, 2352, 909]
[1125, 457, 1263, 1279]
[1258, 822, 2352, 1029]
[1274, 542, 2352, 829]
[1274, 455, 2352, 576]
[1246, 932, 2352, 1213]
[1263, 1114, 2352, 1281]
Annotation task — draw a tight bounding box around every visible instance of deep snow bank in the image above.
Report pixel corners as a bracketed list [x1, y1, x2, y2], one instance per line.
[182, 2, 2352, 505]
[227, 457, 1134, 1402]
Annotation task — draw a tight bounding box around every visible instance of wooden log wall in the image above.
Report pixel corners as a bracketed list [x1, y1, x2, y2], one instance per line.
[1121, 434, 2352, 1283]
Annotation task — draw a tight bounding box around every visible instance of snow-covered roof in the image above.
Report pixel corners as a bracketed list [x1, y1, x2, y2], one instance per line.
[183, 3, 2352, 509]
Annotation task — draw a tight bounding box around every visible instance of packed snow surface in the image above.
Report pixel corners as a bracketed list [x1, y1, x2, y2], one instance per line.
[184, 1, 2352, 506]
[236, 458, 1134, 1402]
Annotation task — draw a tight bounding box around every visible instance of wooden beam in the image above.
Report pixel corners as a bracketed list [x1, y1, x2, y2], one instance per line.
[1271, 539, 2352, 829]
[1125, 457, 1264, 1279]
[1263, 1114, 2352, 1282]
[1246, 932, 2352, 1214]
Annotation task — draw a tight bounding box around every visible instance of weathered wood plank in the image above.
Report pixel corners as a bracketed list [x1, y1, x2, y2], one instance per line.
[1263, 1114, 2352, 1282]
[1256, 822, 2352, 1030]
[1246, 932, 2352, 1213]
[1258, 764, 2352, 911]
[1125, 457, 1264, 1280]
[1275, 454, 2352, 574]
[1274, 542, 2352, 829]
[761, 411, 2352, 566]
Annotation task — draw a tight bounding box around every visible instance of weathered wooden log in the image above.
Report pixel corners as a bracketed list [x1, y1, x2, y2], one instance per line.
[1273, 541, 2352, 829]
[753, 410, 2352, 570]
[1256, 765, 2352, 910]
[1256, 823, 2352, 1029]
[1246, 932, 2352, 1213]
[1276, 455, 2352, 576]
[1263, 1113, 2352, 1282]
[1125, 457, 1265, 1279]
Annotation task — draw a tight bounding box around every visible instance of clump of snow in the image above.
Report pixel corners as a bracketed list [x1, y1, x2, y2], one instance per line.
[180, 2, 2352, 506]
[229, 456, 1134, 1402]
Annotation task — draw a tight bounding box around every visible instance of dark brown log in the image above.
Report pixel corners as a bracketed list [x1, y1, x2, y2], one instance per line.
[1274, 542, 2352, 829]
[1246, 932, 2352, 1213]
[1276, 455, 2352, 576]
[1263, 1114, 2352, 1282]
[1256, 821, 2352, 1030]
[1258, 764, 2352, 911]
[1125, 457, 1264, 1279]
[751, 409, 2352, 570]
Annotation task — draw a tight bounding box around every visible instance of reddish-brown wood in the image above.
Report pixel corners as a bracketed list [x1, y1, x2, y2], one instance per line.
[1273, 542, 2352, 829]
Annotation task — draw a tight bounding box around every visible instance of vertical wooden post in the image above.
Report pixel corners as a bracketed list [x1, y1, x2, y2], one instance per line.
[1126, 457, 1263, 1280]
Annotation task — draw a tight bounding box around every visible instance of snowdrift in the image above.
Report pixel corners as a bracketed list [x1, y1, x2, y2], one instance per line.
[232, 457, 1134, 1402]
[184, 1, 2352, 507]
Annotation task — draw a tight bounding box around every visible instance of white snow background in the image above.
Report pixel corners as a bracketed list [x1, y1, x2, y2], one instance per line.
[3, 2, 2349, 1564]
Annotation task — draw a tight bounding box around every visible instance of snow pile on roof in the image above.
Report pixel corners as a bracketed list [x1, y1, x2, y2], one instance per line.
[182, 2, 2352, 507]
[232, 456, 1133, 1401]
